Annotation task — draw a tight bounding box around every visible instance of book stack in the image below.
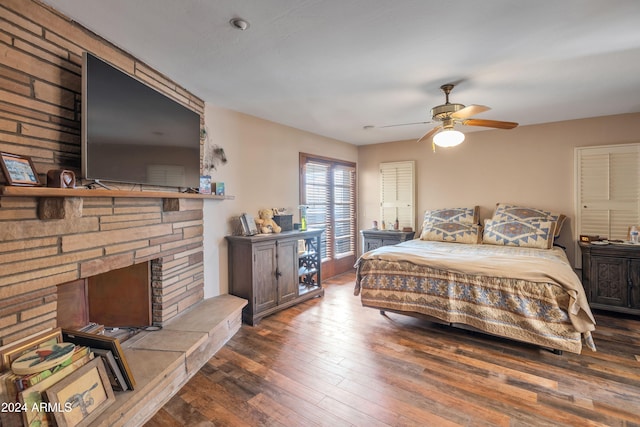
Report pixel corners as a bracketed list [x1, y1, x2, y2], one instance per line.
[78, 322, 105, 335]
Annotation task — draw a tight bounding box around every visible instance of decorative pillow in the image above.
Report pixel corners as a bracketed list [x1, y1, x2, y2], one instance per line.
[420, 221, 482, 244]
[482, 219, 556, 249]
[423, 206, 479, 225]
[492, 203, 566, 237]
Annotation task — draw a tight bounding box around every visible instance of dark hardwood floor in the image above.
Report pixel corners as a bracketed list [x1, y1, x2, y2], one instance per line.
[145, 272, 640, 427]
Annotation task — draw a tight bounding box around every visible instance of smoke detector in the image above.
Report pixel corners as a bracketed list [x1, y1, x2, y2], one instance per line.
[230, 18, 250, 31]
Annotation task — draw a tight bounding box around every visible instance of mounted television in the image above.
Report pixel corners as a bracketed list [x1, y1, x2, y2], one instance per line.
[82, 52, 200, 188]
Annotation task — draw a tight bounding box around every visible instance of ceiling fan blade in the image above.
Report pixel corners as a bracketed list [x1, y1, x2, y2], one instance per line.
[376, 121, 431, 129]
[461, 119, 518, 129]
[417, 125, 442, 143]
[451, 104, 490, 119]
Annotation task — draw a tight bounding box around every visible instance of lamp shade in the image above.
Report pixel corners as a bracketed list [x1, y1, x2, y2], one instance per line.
[433, 129, 465, 147]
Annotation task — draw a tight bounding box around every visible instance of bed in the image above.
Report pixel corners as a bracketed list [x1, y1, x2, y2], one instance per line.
[354, 205, 597, 354]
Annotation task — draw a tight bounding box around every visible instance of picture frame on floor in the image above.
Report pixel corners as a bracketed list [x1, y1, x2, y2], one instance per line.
[0, 327, 63, 371]
[62, 329, 136, 390]
[44, 357, 115, 427]
[91, 348, 128, 391]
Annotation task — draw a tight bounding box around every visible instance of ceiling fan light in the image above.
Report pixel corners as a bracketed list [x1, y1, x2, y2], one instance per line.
[433, 129, 465, 147]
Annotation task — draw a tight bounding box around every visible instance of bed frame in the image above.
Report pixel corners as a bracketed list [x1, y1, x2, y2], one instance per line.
[372, 306, 564, 355]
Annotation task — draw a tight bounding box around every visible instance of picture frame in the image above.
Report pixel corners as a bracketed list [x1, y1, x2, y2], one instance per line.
[62, 329, 136, 390]
[44, 357, 115, 427]
[0, 327, 63, 372]
[91, 348, 128, 391]
[0, 152, 41, 186]
[199, 175, 211, 194]
[214, 182, 225, 196]
[18, 348, 94, 427]
[11, 342, 76, 375]
[240, 213, 258, 236]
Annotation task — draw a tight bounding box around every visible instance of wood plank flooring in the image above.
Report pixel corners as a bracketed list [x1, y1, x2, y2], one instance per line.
[145, 272, 640, 427]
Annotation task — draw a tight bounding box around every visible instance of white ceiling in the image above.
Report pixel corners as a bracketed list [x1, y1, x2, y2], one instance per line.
[43, 0, 640, 145]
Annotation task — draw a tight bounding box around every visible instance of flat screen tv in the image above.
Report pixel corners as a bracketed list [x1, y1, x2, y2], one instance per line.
[82, 52, 200, 188]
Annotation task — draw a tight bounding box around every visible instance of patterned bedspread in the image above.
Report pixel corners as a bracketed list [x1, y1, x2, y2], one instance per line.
[354, 240, 596, 354]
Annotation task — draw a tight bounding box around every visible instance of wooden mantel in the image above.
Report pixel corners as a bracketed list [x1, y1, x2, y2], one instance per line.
[0, 185, 233, 200]
[0, 186, 233, 219]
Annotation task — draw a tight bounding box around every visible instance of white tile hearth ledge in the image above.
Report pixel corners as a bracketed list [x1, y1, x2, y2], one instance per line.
[90, 294, 246, 426]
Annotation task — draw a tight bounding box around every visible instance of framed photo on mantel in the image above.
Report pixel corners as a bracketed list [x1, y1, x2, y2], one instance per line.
[0, 152, 41, 186]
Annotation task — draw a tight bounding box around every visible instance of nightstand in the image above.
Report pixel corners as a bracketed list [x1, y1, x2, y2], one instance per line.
[361, 229, 415, 252]
[579, 242, 640, 315]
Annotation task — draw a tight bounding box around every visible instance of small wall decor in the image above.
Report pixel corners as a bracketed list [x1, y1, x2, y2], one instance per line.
[203, 145, 227, 175]
[0, 152, 41, 186]
[201, 127, 228, 175]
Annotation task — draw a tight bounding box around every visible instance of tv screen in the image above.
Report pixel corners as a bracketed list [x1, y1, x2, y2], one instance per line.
[82, 52, 200, 188]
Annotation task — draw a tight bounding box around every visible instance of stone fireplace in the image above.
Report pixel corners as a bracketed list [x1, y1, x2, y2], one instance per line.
[0, 189, 246, 427]
[0, 3, 244, 424]
[0, 0, 211, 348]
[0, 193, 205, 347]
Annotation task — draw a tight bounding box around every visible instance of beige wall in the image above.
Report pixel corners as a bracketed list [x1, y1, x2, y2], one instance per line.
[203, 109, 640, 298]
[357, 112, 640, 266]
[202, 104, 358, 297]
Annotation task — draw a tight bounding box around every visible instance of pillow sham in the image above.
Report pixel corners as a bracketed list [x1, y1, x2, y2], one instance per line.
[420, 221, 482, 244]
[422, 206, 479, 225]
[492, 203, 566, 237]
[482, 219, 556, 249]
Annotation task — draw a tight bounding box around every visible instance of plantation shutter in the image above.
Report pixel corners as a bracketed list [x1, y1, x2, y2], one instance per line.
[575, 143, 640, 264]
[304, 161, 331, 260]
[333, 165, 356, 258]
[380, 161, 415, 230]
[301, 155, 357, 268]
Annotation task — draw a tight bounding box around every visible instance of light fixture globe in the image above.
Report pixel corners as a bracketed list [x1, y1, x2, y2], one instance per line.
[433, 129, 465, 147]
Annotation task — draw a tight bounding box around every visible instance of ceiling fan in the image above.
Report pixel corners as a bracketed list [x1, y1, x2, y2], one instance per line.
[375, 84, 519, 150]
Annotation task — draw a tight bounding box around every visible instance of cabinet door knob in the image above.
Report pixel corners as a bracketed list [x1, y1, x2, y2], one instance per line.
[275, 268, 282, 278]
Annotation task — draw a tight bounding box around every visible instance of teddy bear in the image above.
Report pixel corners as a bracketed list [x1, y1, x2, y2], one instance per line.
[255, 208, 282, 234]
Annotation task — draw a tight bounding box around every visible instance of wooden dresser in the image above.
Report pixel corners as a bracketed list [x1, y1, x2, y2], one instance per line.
[226, 229, 324, 325]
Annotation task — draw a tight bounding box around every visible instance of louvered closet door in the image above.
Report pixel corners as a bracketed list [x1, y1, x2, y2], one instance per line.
[576, 143, 640, 264]
[380, 161, 415, 230]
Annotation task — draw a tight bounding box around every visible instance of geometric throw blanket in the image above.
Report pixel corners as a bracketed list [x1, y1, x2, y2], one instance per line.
[355, 240, 596, 354]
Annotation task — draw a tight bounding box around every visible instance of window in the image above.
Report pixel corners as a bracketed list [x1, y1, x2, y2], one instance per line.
[300, 153, 356, 278]
[380, 161, 415, 230]
[575, 143, 639, 264]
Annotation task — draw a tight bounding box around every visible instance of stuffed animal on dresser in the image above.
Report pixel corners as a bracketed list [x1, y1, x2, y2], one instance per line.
[255, 208, 282, 234]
